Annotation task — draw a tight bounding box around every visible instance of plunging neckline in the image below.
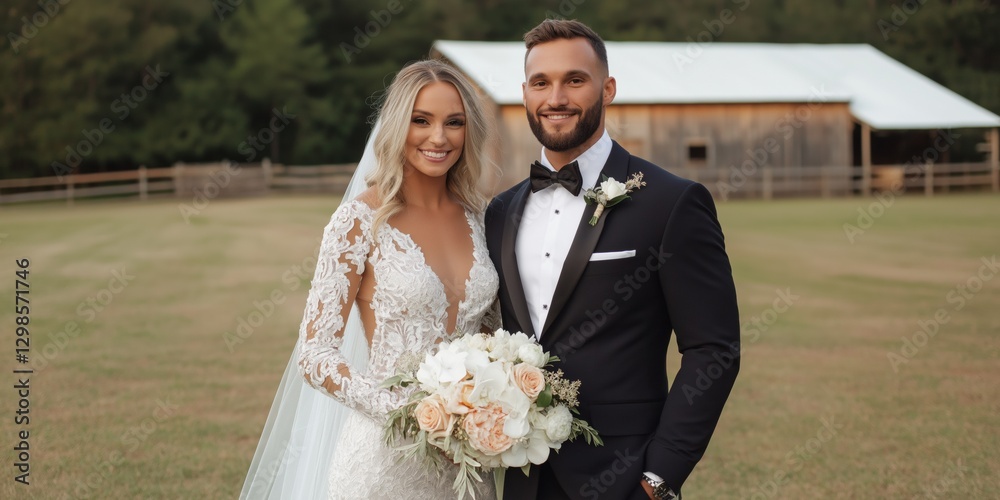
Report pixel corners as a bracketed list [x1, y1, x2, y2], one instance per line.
[382, 207, 478, 336]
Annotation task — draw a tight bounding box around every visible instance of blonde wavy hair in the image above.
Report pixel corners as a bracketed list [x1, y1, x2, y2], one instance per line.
[366, 59, 498, 235]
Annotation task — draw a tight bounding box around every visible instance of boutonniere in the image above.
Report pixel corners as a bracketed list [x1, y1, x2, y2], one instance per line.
[582, 173, 646, 226]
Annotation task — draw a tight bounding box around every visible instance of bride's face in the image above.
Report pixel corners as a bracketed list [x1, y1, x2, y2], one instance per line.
[404, 81, 467, 179]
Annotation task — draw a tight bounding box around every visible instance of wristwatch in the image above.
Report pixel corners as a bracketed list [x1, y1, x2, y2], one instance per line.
[642, 472, 680, 500]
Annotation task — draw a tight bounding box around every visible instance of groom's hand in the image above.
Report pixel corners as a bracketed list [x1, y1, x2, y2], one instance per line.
[640, 478, 655, 499]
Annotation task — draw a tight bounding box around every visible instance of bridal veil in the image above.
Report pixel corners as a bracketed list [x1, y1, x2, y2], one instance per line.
[240, 121, 380, 499]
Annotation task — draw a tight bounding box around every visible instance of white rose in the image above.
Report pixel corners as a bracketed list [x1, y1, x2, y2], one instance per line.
[509, 331, 533, 350]
[488, 330, 511, 358]
[600, 178, 627, 199]
[517, 343, 548, 368]
[492, 331, 531, 361]
[544, 405, 574, 443]
[465, 333, 488, 351]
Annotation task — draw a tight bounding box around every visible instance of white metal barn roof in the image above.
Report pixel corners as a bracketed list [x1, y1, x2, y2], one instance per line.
[432, 41, 1000, 131]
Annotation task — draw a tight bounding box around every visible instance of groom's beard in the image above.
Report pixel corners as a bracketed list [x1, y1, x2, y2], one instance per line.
[526, 96, 603, 153]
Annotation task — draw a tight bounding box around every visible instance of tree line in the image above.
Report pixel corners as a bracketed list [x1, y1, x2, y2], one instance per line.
[2, 0, 997, 178]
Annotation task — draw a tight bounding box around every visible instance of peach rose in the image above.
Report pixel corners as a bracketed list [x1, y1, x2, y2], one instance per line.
[444, 380, 476, 415]
[512, 363, 546, 401]
[414, 394, 450, 434]
[462, 404, 513, 455]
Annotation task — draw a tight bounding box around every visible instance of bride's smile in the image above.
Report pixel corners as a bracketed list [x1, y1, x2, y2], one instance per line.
[405, 81, 467, 179]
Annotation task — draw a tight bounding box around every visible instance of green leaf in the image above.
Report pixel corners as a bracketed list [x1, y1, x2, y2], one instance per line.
[536, 386, 553, 408]
[381, 375, 404, 388]
[604, 194, 631, 208]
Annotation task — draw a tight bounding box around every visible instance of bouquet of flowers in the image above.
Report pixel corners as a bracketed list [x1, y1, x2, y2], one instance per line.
[382, 329, 602, 499]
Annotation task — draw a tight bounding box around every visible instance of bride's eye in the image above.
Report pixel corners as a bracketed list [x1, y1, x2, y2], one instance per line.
[447, 119, 466, 127]
[412, 117, 429, 125]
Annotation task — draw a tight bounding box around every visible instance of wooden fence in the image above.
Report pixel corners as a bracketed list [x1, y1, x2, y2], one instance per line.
[0, 160, 357, 205]
[0, 161, 997, 206]
[269, 163, 357, 194]
[678, 162, 999, 200]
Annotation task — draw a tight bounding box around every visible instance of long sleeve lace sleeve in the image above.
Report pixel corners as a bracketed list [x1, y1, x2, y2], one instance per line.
[297, 201, 406, 420]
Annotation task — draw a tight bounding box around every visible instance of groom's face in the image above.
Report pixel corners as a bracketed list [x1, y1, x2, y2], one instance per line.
[523, 37, 615, 153]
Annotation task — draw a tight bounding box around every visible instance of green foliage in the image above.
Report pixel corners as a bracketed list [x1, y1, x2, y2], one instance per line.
[536, 385, 553, 408]
[2, 0, 997, 178]
[571, 417, 603, 447]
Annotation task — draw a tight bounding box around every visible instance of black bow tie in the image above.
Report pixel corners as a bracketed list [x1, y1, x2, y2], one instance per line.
[529, 160, 583, 196]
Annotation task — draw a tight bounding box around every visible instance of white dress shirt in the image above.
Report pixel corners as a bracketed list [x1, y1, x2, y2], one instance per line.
[516, 130, 612, 338]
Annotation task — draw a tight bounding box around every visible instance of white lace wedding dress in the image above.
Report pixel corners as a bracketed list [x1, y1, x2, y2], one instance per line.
[297, 199, 500, 500]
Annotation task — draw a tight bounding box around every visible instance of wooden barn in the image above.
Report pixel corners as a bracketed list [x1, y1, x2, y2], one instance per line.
[431, 41, 1000, 198]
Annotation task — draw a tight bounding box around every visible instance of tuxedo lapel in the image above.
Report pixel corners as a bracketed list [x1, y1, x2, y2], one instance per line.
[501, 182, 536, 338]
[541, 142, 632, 344]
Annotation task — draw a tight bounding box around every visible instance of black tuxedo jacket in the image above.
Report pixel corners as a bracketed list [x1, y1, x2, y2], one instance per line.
[485, 142, 740, 500]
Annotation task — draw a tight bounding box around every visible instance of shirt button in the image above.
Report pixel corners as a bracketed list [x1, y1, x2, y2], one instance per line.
[555, 209, 560, 214]
[542, 304, 548, 310]
[545, 252, 550, 257]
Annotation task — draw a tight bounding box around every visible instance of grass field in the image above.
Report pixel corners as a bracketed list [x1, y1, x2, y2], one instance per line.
[1, 193, 998, 499]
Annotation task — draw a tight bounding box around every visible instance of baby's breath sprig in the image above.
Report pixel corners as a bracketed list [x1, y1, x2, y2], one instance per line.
[544, 369, 582, 408]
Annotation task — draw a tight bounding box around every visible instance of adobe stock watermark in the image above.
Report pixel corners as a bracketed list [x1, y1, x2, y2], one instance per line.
[244, 440, 304, 491]
[178, 106, 295, 223]
[682, 287, 798, 404]
[51, 65, 171, 180]
[578, 447, 642, 500]
[212, 0, 245, 21]
[887, 255, 998, 372]
[877, 0, 928, 41]
[552, 246, 672, 357]
[746, 415, 843, 499]
[842, 129, 959, 243]
[339, 0, 413, 63]
[223, 235, 322, 352]
[672, 0, 752, 72]
[923, 458, 969, 499]
[741, 287, 799, 350]
[7, 0, 73, 54]
[32, 266, 136, 372]
[545, 0, 586, 20]
[62, 398, 179, 500]
[716, 85, 833, 201]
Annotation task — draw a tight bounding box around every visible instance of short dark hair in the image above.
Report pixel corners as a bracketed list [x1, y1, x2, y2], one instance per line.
[523, 19, 608, 71]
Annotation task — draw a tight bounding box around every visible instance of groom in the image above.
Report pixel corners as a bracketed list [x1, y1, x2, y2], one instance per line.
[484, 20, 740, 500]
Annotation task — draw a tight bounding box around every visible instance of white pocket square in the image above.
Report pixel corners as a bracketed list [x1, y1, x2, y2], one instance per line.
[589, 250, 636, 262]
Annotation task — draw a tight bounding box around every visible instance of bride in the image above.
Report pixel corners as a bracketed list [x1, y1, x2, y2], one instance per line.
[241, 60, 500, 499]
